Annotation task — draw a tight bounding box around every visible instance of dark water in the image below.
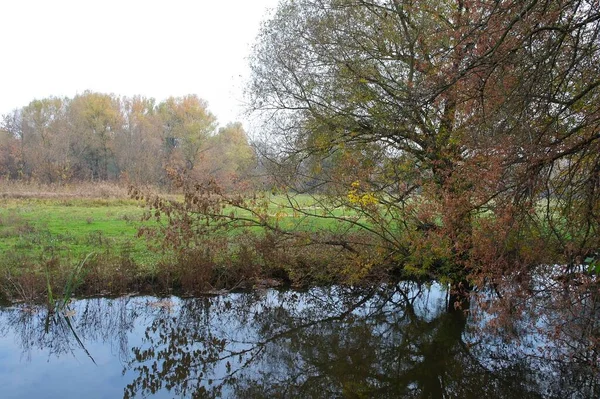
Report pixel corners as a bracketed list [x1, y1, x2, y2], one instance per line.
[0, 282, 598, 398]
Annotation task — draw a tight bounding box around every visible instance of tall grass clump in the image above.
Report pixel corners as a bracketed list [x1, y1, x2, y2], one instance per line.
[46, 253, 95, 313]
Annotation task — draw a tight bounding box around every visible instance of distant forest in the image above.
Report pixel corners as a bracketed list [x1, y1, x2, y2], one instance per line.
[0, 92, 256, 188]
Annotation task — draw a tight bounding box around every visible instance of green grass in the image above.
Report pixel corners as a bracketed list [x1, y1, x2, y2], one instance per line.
[231, 193, 370, 230]
[0, 193, 384, 301]
[5, 190, 569, 299]
[0, 198, 159, 267]
[0, 194, 364, 265]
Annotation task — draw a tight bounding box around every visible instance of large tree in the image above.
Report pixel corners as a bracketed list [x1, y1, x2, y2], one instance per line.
[115, 96, 164, 184]
[0, 127, 19, 179]
[248, 0, 600, 280]
[199, 122, 256, 189]
[1, 97, 72, 182]
[68, 92, 123, 180]
[157, 95, 217, 172]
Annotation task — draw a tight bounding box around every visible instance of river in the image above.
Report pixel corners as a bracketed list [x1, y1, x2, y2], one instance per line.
[0, 282, 597, 398]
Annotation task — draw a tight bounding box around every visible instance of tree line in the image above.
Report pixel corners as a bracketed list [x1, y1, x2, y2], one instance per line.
[0, 92, 256, 189]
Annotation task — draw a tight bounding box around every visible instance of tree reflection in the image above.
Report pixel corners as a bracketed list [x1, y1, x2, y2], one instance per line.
[0, 296, 142, 363]
[123, 283, 594, 398]
[0, 282, 597, 398]
[225, 286, 542, 399]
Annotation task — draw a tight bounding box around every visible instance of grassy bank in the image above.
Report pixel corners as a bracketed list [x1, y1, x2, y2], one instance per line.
[0, 192, 156, 301]
[0, 183, 381, 302]
[2, 181, 589, 305]
[0, 198, 151, 262]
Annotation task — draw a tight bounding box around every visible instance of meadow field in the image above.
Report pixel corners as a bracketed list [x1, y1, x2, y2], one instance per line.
[0, 182, 375, 303]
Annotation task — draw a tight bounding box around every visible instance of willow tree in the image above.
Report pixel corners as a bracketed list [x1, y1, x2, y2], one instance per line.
[248, 0, 600, 281]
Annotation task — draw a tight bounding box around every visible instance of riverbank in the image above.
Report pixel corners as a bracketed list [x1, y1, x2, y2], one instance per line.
[0, 183, 387, 303]
[2, 182, 596, 305]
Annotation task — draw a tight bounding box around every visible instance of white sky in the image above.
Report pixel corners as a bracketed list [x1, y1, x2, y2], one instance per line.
[0, 0, 280, 127]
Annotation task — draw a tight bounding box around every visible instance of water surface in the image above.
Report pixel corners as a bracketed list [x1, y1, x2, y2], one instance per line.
[0, 282, 597, 398]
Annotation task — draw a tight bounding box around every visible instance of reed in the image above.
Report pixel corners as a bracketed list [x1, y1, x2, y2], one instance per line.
[46, 253, 95, 313]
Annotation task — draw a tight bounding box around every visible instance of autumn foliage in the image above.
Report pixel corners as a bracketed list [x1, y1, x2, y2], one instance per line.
[2, 1, 599, 290]
[0, 93, 256, 190]
[240, 0, 600, 283]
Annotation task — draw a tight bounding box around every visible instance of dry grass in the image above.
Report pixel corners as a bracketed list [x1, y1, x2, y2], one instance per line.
[0, 180, 134, 199]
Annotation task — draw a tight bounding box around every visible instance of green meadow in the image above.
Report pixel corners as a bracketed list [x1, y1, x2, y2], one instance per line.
[0, 189, 403, 262]
[0, 195, 349, 262]
[0, 198, 157, 266]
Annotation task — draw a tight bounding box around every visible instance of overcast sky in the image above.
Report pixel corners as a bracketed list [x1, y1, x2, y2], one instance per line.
[0, 0, 280, 127]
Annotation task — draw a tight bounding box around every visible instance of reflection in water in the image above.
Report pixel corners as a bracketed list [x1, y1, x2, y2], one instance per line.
[0, 296, 138, 364]
[0, 282, 598, 398]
